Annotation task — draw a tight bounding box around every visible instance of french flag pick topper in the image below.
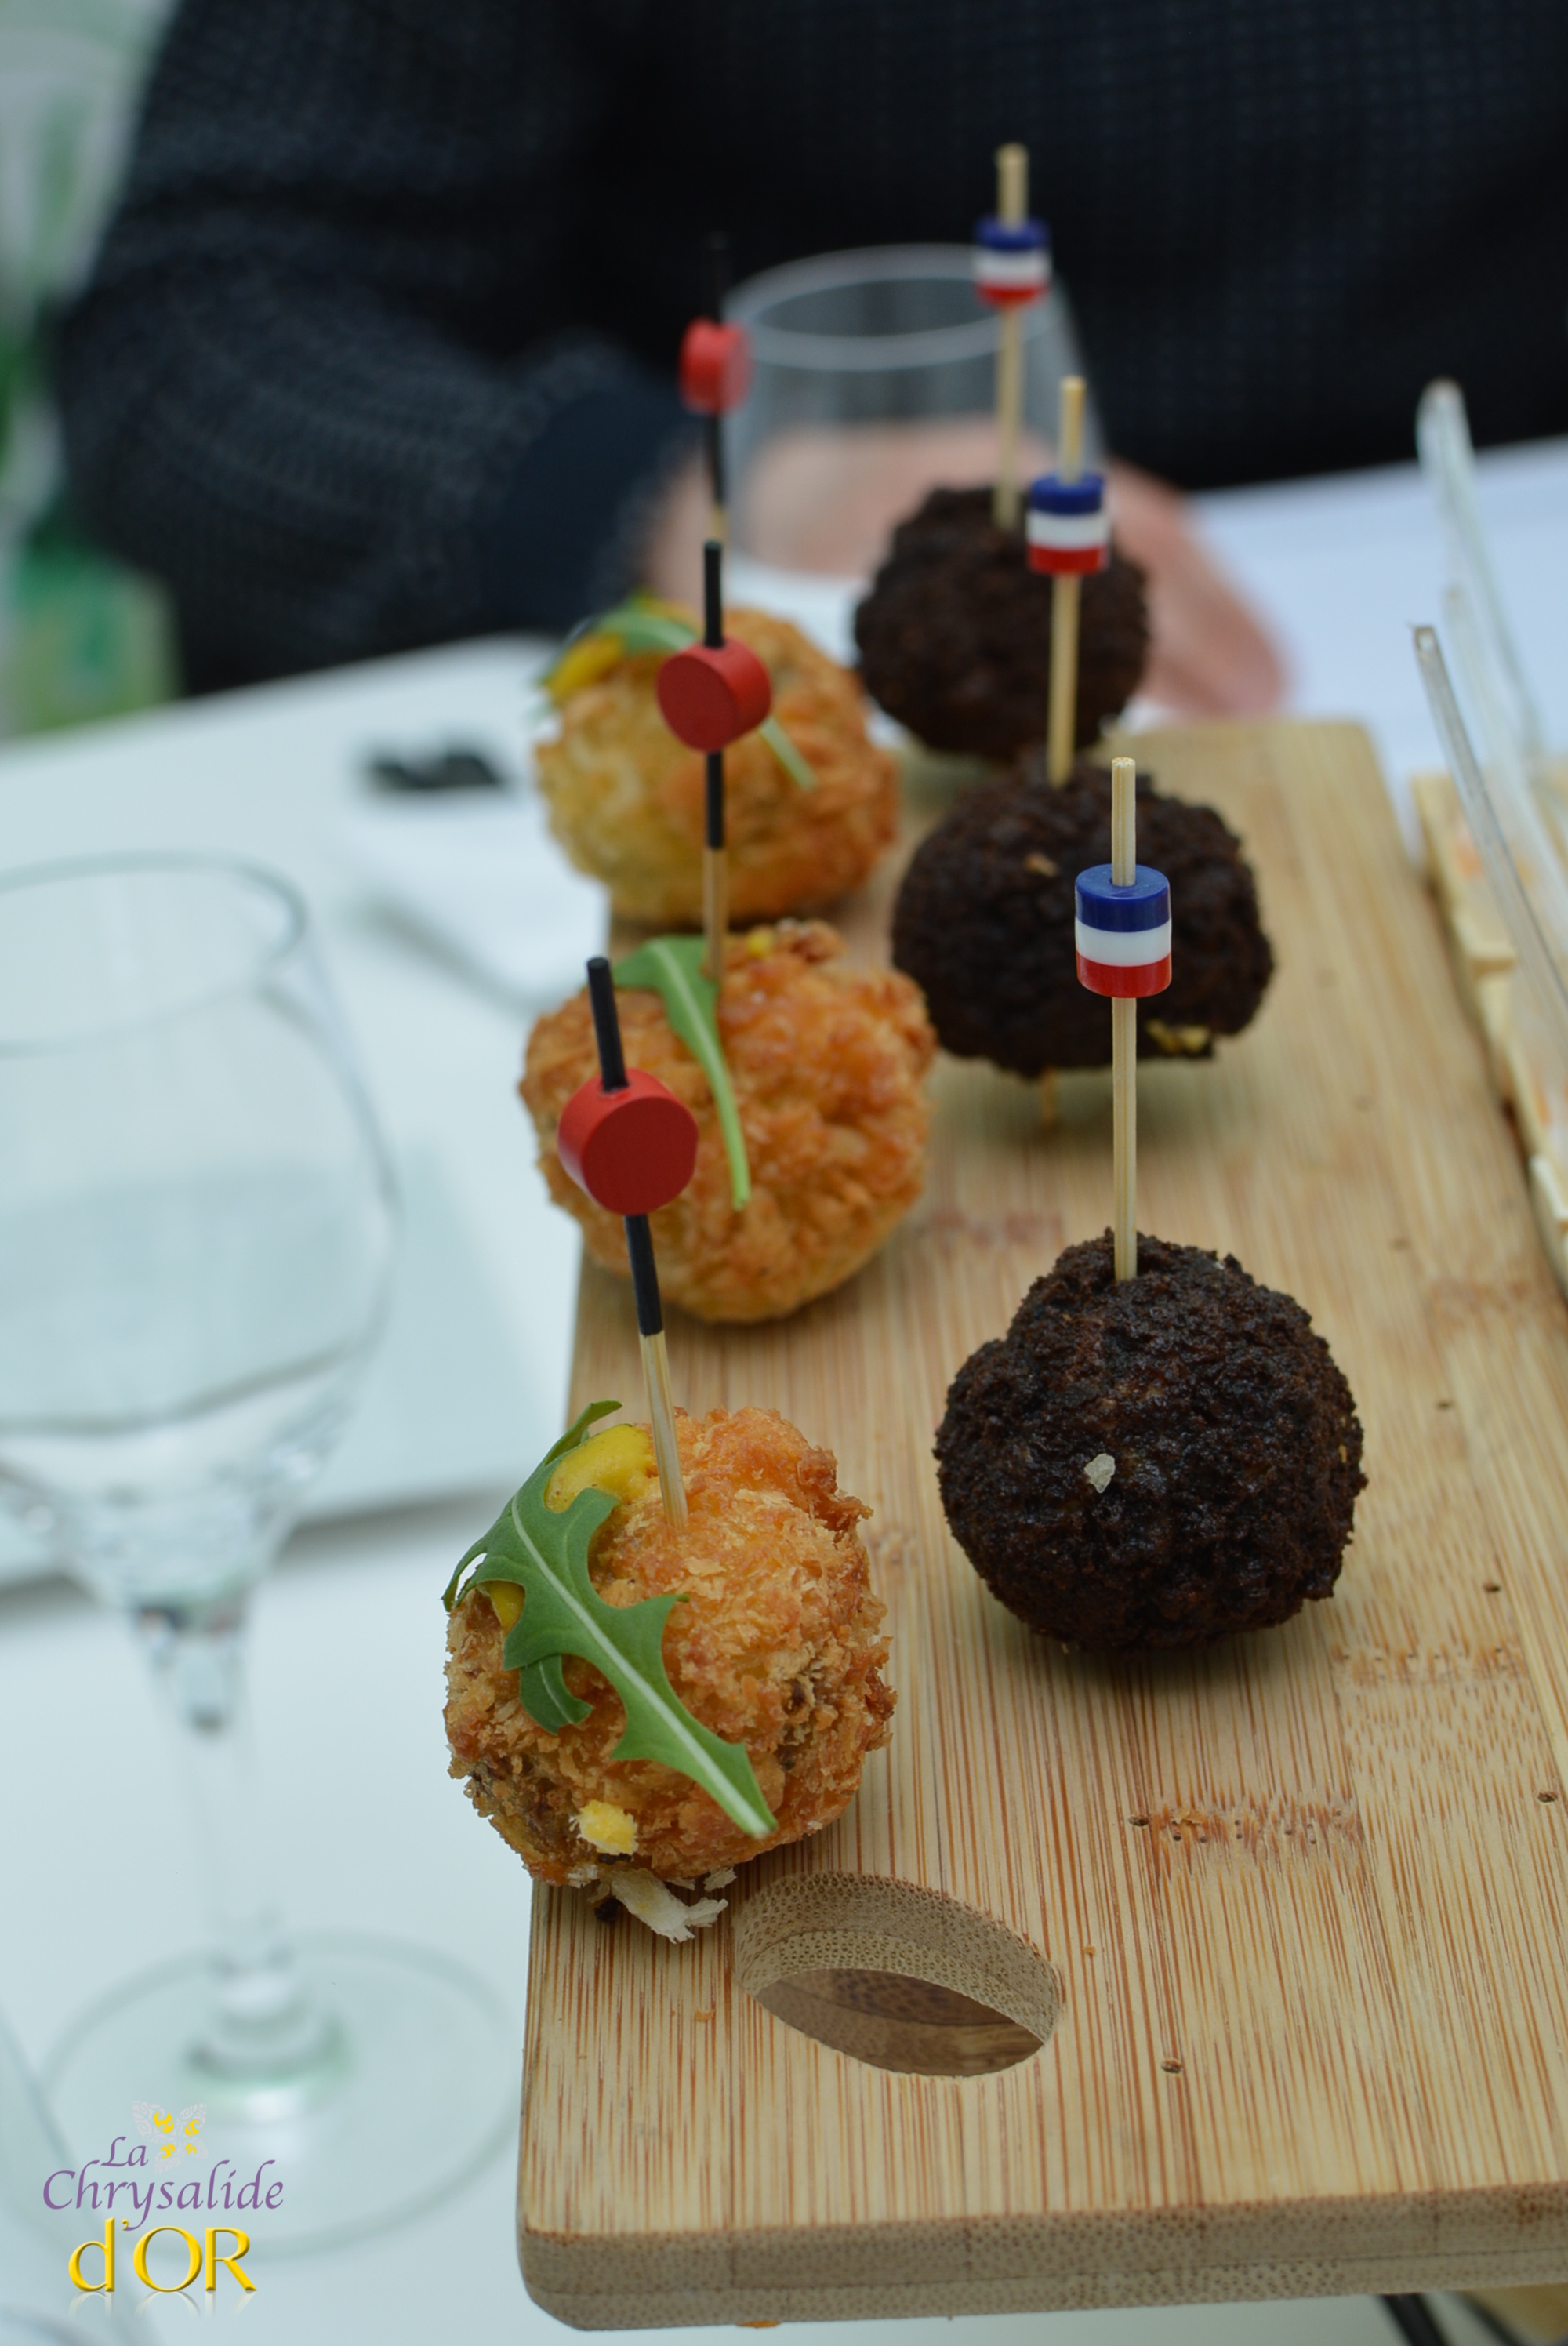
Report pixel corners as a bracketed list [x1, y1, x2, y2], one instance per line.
[1027, 471, 1111, 576]
[972, 216, 1051, 307]
[1075, 865, 1172, 999]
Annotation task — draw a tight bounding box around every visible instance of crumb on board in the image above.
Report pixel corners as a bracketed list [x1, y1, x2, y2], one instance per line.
[1084, 1454, 1116, 1494]
[609, 1870, 728, 1941]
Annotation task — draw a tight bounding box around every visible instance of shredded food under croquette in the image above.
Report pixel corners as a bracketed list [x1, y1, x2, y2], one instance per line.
[522, 921, 935, 1322]
[535, 608, 898, 925]
[444, 1407, 895, 1886]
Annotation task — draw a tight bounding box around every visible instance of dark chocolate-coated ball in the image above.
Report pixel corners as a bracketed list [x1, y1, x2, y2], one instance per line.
[854, 485, 1149, 760]
[891, 761, 1272, 1074]
[936, 1233, 1365, 1652]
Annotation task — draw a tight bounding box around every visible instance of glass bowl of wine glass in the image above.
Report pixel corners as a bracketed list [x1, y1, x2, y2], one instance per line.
[0, 853, 511, 2253]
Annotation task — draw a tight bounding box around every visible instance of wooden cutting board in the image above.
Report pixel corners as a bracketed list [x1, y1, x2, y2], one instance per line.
[519, 721, 1568, 2326]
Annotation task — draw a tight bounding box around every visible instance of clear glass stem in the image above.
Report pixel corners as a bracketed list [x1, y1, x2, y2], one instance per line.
[135, 1594, 344, 2109]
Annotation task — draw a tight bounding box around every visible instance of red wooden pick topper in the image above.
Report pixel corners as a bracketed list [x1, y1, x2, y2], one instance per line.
[678, 318, 752, 416]
[557, 1068, 699, 1217]
[656, 639, 772, 753]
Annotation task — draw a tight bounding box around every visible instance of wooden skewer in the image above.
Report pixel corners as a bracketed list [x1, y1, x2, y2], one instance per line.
[1110, 754, 1138, 1280]
[702, 827, 728, 986]
[991, 144, 1029, 532]
[622, 1218, 688, 1530]
[1046, 375, 1087, 783]
[638, 1326, 688, 1531]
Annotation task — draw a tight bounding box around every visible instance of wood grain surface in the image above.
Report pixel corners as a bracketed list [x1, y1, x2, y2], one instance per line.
[519, 721, 1568, 2326]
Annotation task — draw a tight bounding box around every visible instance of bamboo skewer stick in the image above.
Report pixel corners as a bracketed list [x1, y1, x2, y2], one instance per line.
[638, 1324, 685, 1527]
[1110, 754, 1138, 1279]
[1047, 376, 1087, 783]
[702, 815, 728, 984]
[624, 1220, 688, 1531]
[991, 145, 1029, 532]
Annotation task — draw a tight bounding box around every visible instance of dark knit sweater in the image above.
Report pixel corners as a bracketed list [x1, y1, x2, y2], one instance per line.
[56, 0, 1568, 687]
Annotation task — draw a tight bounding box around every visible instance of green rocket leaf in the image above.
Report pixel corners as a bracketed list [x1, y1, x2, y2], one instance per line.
[614, 935, 751, 1211]
[443, 1403, 775, 1839]
[584, 601, 696, 657]
[546, 601, 816, 787]
[758, 712, 817, 790]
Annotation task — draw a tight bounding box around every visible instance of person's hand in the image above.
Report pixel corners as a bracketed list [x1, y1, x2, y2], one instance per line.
[644, 419, 1287, 720]
[1105, 458, 1286, 719]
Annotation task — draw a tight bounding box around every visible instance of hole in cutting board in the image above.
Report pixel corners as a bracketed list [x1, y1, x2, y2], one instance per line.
[756, 1969, 1041, 2077]
[731, 1874, 1059, 2078]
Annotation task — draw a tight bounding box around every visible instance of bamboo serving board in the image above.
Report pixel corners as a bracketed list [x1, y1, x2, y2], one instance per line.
[521, 721, 1568, 2326]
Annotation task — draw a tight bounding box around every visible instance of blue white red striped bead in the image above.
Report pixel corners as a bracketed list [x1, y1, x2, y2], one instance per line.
[1074, 865, 1172, 998]
[1027, 471, 1111, 576]
[972, 216, 1051, 306]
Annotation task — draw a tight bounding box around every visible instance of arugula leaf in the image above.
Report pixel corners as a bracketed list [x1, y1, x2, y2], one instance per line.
[759, 713, 817, 790]
[545, 602, 816, 788]
[614, 935, 751, 1211]
[583, 602, 697, 657]
[443, 1403, 775, 1839]
[442, 1399, 620, 1614]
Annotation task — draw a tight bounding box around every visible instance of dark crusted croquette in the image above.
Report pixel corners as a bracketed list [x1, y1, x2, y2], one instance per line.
[891, 761, 1272, 1074]
[936, 1233, 1364, 1651]
[854, 485, 1149, 761]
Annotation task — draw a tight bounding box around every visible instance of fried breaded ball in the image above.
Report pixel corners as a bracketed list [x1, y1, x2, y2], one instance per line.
[521, 921, 935, 1321]
[892, 761, 1273, 1074]
[445, 1408, 895, 1886]
[535, 608, 898, 925]
[855, 486, 1150, 760]
[937, 1233, 1365, 1652]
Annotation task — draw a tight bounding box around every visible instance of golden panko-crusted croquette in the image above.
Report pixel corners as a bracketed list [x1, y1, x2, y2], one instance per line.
[522, 921, 936, 1321]
[535, 608, 898, 924]
[444, 1408, 895, 1887]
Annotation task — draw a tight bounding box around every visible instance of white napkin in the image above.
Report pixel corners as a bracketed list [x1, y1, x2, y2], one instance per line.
[343, 786, 606, 1010]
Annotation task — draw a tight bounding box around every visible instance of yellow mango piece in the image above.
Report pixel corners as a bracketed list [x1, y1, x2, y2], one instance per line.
[544, 1423, 655, 1514]
[483, 1579, 524, 1630]
[545, 634, 625, 703]
[481, 1425, 653, 1637]
[575, 1799, 639, 1856]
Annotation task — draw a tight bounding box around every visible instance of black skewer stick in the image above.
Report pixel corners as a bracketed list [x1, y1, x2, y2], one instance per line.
[586, 954, 627, 1091]
[622, 1215, 664, 1346]
[584, 957, 686, 1523]
[706, 230, 731, 322]
[701, 538, 728, 982]
[706, 416, 726, 523]
[705, 232, 731, 528]
[703, 535, 724, 649]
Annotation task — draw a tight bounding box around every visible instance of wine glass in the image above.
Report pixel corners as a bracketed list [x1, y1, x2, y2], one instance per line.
[726, 242, 1102, 630]
[0, 2000, 77, 2344]
[0, 854, 510, 2253]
